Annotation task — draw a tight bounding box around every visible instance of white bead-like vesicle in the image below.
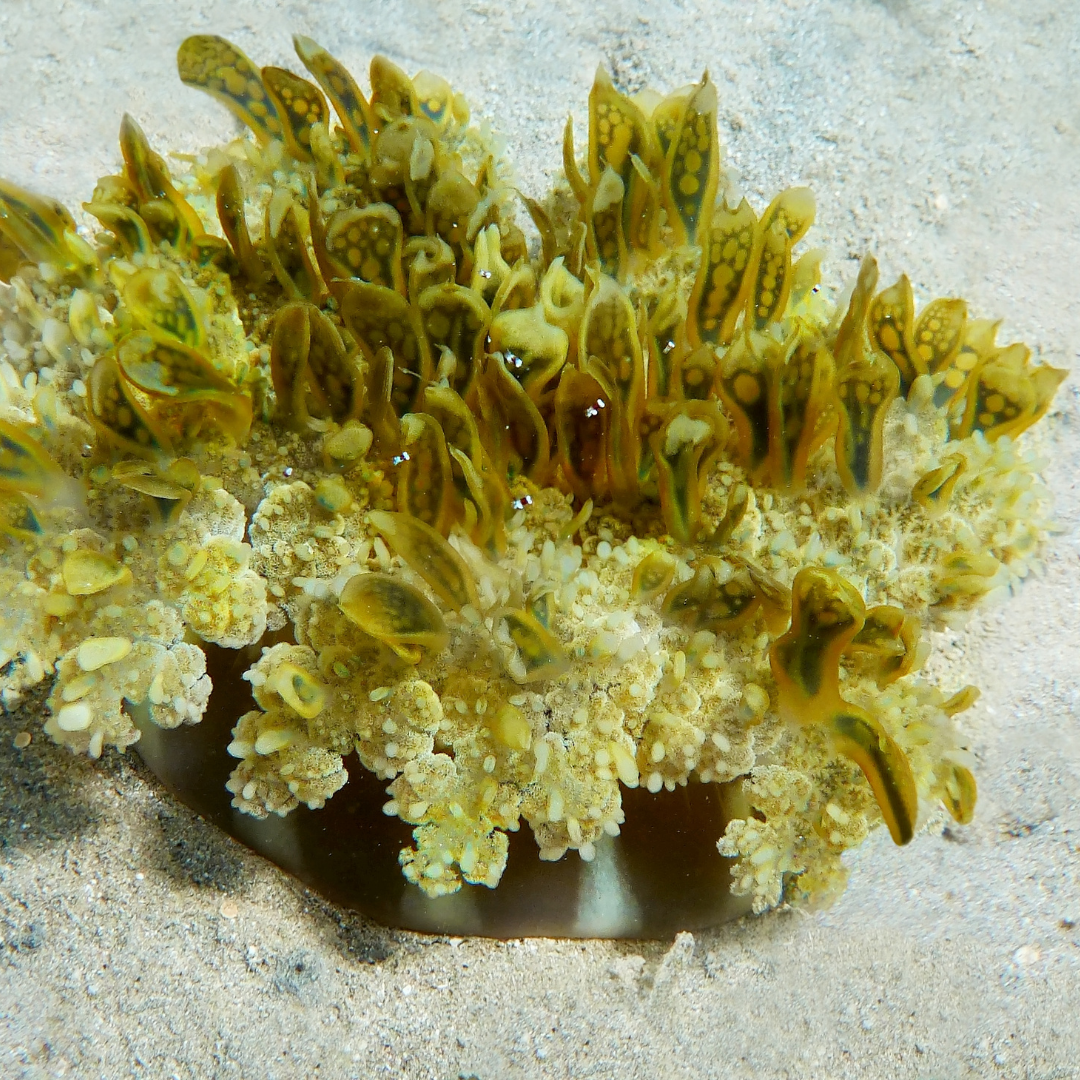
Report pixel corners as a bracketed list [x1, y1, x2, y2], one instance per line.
[76, 636, 133, 672]
[56, 703, 94, 732]
[254, 728, 294, 755]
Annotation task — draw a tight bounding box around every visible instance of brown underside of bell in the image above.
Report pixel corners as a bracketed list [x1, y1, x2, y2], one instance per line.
[134, 642, 753, 938]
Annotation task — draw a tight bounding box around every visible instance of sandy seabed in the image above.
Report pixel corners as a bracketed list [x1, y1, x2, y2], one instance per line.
[1, 1, 1078, 1077]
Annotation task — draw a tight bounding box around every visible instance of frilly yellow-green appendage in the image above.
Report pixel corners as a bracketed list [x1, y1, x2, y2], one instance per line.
[0, 34, 1064, 913]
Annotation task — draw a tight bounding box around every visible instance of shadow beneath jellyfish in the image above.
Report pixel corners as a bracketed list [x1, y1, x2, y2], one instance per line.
[0, 675, 104, 859]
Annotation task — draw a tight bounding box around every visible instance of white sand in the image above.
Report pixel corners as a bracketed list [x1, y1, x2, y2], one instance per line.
[2, 1, 1078, 1076]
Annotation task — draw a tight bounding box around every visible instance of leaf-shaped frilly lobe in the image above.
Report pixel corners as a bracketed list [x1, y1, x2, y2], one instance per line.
[420, 385, 482, 481]
[264, 190, 326, 303]
[369, 55, 420, 125]
[338, 571, 449, 663]
[293, 35, 375, 157]
[496, 607, 570, 684]
[687, 198, 757, 349]
[650, 402, 728, 544]
[660, 547, 792, 642]
[862, 264, 1065, 444]
[767, 330, 835, 492]
[911, 452, 966, 515]
[413, 68, 468, 133]
[953, 340, 1066, 442]
[61, 548, 132, 595]
[640, 283, 682, 405]
[338, 281, 432, 414]
[662, 557, 761, 635]
[587, 66, 661, 258]
[586, 167, 628, 279]
[715, 322, 834, 493]
[0, 419, 76, 509]
[216, 165, 264, 281]
[177, 35, 286, 144]
[111, 457, 200, 527]
[117, 114, 204, 249]
[476, 351, 550, 483]
[687, 181, 813, 355]
[770, 567, 918, 846]
[747, 187, 816, 332]
[0, 178, 99, 284]
[540, 258, 587, 359]
[578, 274, 646, 503]
[122, 267, 206, 351]
[116, 334, 232, 398]
[554, 365, 612, 505]
[846, 603, 921, 688]
[110, 341, 251, 448]
[938, 686, 981, 826]
[364, 116, 441, 237]
[320, 203, 406, 294]
[868, 273, 919, 390]
[424, 168, 480, 271]
[395, 412, 457, 534]
[866, 269, 1065, 443]
[88, 352, 173, 458]
[866, 275, 976, 407]
[831, 255, 900, 496]
[404, 235, 456, 298]
[82, 201, 152, 259]
[941, 760, 978, 826]
[270, 301, 363, 430]
[715, 333, 771, 478]
[911, 297, 969, 411]
[661, 75, 721, 249]
[631, 548, 677, 602]
[469, 225, 514, 306]
[419, 283, 491, 400]
[260, 65, 330, 162]
[367, 509, 479, 613]
[107, 268, 252, 445]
